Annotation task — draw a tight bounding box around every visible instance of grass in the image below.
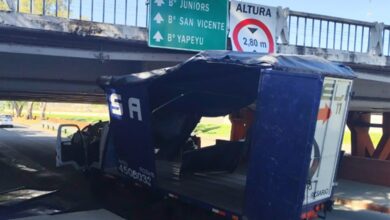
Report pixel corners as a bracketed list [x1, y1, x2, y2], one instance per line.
[342, 130, 382, 147]
[194, 123, 383, 149]
[26, 109, 385, 148]
[37, 113, 109, 123]
[194, 123, 231, 138]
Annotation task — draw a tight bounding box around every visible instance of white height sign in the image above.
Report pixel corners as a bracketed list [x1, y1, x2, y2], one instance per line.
[229, 0, 277, 53]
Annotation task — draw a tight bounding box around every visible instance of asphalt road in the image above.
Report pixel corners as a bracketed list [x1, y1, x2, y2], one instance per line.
[0, 124, 389, 220]
[0, 125, 100, 219]
[0, 125, 58, 194]
[328, 206, 390, 220]
[0, 124, 223, 220]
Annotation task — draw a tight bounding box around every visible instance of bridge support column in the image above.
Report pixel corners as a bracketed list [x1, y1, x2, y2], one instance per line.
[340, 112, 390, 186]
[372, 113, 390, 160]
[347, 112, 390, 159]
[229, 108, 255, 141]
[347, 112, 375, 157]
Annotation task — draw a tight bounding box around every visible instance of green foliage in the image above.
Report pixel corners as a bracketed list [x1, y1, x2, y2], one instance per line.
[39, 112, 109, 123]
[4, 0, 71, 17]
[342, 130, 382, 147]
[194, 123, 231, 138]
[0, 0, 10, 11]
[194, 123, 382, 152]
[0, 101, 7, 112]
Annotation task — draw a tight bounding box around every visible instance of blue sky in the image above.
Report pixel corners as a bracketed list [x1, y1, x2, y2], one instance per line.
[40, 0, 388, 26]
[23, 0, 387, 27]
[72, 0, 388, 55]
[64, 0, 386, 54]
[244, 0, 389, 23]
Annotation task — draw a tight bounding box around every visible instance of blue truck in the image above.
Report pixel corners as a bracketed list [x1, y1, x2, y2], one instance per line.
[56, 51, 355, 220]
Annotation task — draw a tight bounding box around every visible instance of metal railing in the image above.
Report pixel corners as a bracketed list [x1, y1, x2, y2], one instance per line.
[384, 26, 390, 56]
[2, 1, 390, 56]
[288, 11, 371, 53]
[10, 0, 148, 27]
[288, 10, 390, 56]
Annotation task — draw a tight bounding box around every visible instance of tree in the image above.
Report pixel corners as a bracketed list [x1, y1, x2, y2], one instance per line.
[25, 102, 48, 120]
[0, 101, 13, 113]
[2, 0, 14, 11]
[16, 0, 70, 17]
[40, 102, 47, 119]
[0, 101, 5, 112]
[0, 0, 73, 19]
[26, 101, 34, 119]
[12, 101, 26, 117]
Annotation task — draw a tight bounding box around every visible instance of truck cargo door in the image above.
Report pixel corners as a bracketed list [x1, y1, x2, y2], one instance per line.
[244, 70, 324, 220]
[304, 77, 353, 206]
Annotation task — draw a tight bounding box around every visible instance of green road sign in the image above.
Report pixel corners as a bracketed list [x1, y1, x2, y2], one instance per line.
[149, 0, 228, 51]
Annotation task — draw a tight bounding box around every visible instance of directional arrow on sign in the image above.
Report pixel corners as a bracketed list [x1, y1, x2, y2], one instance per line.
[248, 27, 258, 34]
[154, 13, 164, 24]
[317, 104, 332, 124]
[154, 0, 164, 7]
[153, 31, 163, 42]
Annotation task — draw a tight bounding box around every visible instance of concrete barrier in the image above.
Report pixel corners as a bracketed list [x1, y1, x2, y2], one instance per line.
[338, 155, 390, 187]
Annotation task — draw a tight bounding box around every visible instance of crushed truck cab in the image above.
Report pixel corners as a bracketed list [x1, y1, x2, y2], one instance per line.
[57, 51, 355, 220]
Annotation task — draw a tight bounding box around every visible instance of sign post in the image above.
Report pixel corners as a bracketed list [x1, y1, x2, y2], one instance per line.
[230, 0, 277, 53]
[149, 0, 228, 51]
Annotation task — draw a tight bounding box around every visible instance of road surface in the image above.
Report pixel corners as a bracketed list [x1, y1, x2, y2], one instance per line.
[0, 124, 389, 220]
[0, 125, 100, 219]
[328, 206, 390, 220]
[0, 124, 192, 220]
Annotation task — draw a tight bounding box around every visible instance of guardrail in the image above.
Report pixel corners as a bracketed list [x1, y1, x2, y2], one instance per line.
[2, 0, 389, 56]
[288, 10, 390, 56]
[6, 0, 148, 27]
[384, 26, 390, 56]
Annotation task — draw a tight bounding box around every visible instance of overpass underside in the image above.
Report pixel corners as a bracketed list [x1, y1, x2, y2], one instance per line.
[0, 15, 192, 103]
[0, 52, 175, 103]
[0, 12, 389, 112]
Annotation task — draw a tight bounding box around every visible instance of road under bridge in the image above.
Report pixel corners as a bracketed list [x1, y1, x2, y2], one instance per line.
[0, 0, 390, 217]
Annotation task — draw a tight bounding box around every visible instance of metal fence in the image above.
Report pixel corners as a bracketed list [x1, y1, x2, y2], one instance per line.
[4, 0, 390, 56]
[384, 26, 390, 56]
[288, 10, 390, 56]
[12, 0, 149, 27]
[288, 11, 371, 53]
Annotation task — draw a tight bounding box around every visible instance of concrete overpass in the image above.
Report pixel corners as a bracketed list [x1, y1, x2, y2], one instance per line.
[0, 0, 389, 113]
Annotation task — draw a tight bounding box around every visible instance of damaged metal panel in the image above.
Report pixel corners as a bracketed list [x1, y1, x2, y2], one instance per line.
[244, 70, 323, 220]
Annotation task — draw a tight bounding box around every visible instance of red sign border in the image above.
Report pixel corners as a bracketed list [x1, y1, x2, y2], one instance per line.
[232, 18, 275, 53]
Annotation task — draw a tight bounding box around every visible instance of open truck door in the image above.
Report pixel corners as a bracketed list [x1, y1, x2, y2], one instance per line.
[56, 122, 110, 170]
[56, 124, 86, 170]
